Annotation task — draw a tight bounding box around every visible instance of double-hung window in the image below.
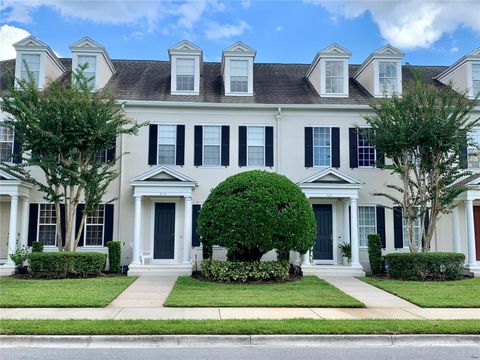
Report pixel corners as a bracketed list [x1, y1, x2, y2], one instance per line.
[357, 132, 376, 167]
[473, 64, 480, 97]
[468, 127, 480, 169]
[230, 59, 248, 93]
[20, 53, 40, 85]
[325, 61, 344, 94]
[313, 127, 331, 167]
[0, 125, 14, 162]
[38, 204, 57, 246]
[203, 125, 221, 166]
[84, 206, 105, 246]
[158, 125, 176, 165]
[379, 61, 397, 92]
[247, 126, 265, 166]
[358, 206, 377, 247]
[402, 216, 421, 249]
[95, 149, 107, 163]
[176, 58, 195, 91]
[77, 55, 97, 86]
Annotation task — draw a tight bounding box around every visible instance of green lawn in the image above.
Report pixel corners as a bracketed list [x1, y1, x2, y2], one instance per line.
[0, 276, 137, 308]
[1, 319, 478, 335]
[164, 276, 363, 307]
[362, 277, 480, 308]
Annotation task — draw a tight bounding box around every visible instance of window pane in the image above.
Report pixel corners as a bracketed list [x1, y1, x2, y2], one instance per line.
[325, 61, 344, 94]
[379, 61, 397, 92]
[468, 127, 480, 169]
[0, 125, 14, 162]
[402, 216, 421, 249]
[176, 58, 194, 75]
[358, 206, 376, 247]
[77, 55, 96, 86]
[203, 126, 221, 166]
[20, 53, 40, 84]
[473, 64, 480, 96]
[358, 132, 376, 167]
[38, 204, 56, 246]
[230, 60, 248, 93]
[313, 127, 331, 166]
[85, 206, 104, 246]
[176, 75, 194, 91]
[95, 150, 107, 163]
[247, 127, 264, 166]
[158, 125, 176, 165]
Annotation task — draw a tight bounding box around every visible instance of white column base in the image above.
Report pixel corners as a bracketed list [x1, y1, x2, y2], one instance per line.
[0, 264, 16, 276]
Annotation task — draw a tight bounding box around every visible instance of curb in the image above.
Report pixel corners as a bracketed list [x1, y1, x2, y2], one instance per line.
[1, 334, 479, 348]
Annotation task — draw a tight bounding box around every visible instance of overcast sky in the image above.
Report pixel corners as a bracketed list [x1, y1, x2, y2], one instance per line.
[1, 0, 479, 65]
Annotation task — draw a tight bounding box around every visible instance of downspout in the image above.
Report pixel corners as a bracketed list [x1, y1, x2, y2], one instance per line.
[275, 106, 282, 173]
[117, 104, 125, 261]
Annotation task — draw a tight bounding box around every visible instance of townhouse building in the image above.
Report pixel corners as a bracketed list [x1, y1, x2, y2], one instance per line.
[0, 36, 479, 276]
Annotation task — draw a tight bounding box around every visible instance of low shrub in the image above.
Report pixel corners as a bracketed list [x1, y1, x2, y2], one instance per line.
[368, 234, 382, 275]
[28, 252, 106, 278]
[385, 252, 465, 281]
[201, 259, 289, 283]
[31, 241, 44, 253]
[107, 241, 121, 273]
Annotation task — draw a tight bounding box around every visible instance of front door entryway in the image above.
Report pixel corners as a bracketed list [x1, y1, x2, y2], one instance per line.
[474, 206, 480, 261]
[313, 204, 333, 260]
[153, 203, 175, 259]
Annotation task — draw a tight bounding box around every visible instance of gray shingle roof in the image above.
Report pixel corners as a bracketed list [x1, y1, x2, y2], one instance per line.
[0, 58, 448, 105]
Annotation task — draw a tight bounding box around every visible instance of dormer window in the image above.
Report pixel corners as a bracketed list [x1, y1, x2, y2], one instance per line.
[230, 59, 249, 93]
[325, 60, 345, 94]
[176, 58, 195, 92]
[473, 63, 480, 96]
[379, 61, 397, 93]
[20, 53, 41, 84]
[77, 55, 97, 86]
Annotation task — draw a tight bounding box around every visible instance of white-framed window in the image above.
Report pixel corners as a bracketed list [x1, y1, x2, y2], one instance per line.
[473, 63, 480, 97]
[379, 61, 397, 92]
[358, 132, 376, 167]
[203, 125, 221, 166]
[176, 58, 195, 92]
[468, 127, 480, 169]
[313, 127, 331, 167]
[20, 53, 41, 85]
[77, 55, 97, 86]
[230, 59, 248, 93]
[158, 125, 176, 165]
[358, 206, 376, 247]
[38, 204, 57, 246]
[325, 60, 344, 94]
[402, 216, 421, 249]
[247, 126, 265, 166]
[84, 206, 105, 247]
[0, 125, 14, 163]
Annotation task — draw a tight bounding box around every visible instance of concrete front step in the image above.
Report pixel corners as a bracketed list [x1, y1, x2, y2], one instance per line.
[302, 265, 365, 277]
[128, 264, 192, 276]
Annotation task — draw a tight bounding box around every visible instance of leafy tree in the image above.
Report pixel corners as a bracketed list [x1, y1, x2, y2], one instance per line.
[198, 170, 316, 261]
[364, 73, 479, 252]
[1, 66, 143, 251]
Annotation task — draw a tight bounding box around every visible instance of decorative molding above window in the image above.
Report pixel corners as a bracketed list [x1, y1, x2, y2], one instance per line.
[222, 42, 256, 96]
[168, 40, 202, 95]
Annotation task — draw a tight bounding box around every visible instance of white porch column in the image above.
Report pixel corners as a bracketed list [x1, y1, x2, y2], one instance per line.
[343, 199, 350, 245]
[301, 251, 311, 266]
[20, 197, 29, 249]
[452, 206, 461, 253]
[350, 197, 360, 267]
[131, 195, 142, 266]
[465, 200, 477, 266]
[6, 195, 19, 266]
[183, 196, 192, 264]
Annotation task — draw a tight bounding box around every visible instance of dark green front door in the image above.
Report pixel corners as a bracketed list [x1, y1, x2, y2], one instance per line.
[313, 204, 333, 260]
[154, 203, 175, 259]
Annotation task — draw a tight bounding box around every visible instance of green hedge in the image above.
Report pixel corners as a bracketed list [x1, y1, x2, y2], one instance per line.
[201, 259, 289, 283]
[28, 252, 106, 278]
[368, 234, 382, 275]
[385, 252, 465, 281]
[107, 241, 121, 273]
[31, 241, 44, 253]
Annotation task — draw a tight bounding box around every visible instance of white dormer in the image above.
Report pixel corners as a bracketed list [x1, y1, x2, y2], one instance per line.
[13, 35, 65, 89]
[306, 43, 351, 98]
[69, 37, 115, 90]
[353, 44, 404, 98]
[436, 48, 480, 99]
[221, 42, 256, 96]
[168, 40, 202, 96]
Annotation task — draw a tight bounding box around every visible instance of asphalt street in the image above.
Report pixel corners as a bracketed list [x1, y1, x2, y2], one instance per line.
[1, 346, 480, 360]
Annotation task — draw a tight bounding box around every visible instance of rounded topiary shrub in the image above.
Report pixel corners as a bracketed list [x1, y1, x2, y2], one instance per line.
[197, 170, 316, 262]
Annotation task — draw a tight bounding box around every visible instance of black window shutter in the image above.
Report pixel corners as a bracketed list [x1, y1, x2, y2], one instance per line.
[376, 206, 386, 249]
[459, 131, 468, 169]
[106, 140, 116, 162]
[104, 204, 114, 245]
[376, 149, 385, 169]
[148, 124, 158, 165]
[76, 204, 85, 247]
[192, 204, 201, 247]
[176, 125, 185, 166]
[12, 129, 22, 164]
[305, 127, 313, 168]
[239, 126, 247, 166]
[422, 208, 430, 250]
[265, 126, 274, 167]
[331, 127, 340, 168]
[393, 206, 404, 249]
[28, 204, 39, 246]
[349, 128, 358, 168]
[221, 126, 230, 166]
[194, 126, 203, 166]
[60, 204, 66, 247]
